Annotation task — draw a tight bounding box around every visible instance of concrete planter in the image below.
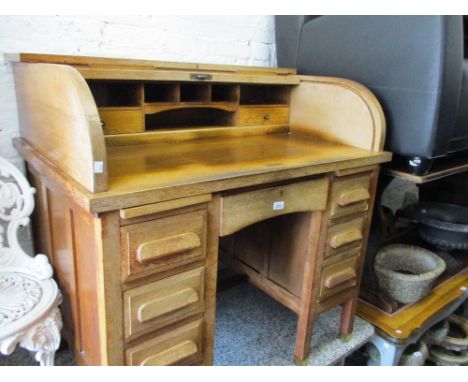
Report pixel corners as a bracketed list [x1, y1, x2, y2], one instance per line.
[441, 315, 468, 352]
[399, 341, 428, 366]
[422, 319, 450, 346]
[374, 244, 446, 304]
[428, 346, 468, 366]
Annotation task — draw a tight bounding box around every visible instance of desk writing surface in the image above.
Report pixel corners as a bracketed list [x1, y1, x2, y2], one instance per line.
[106, 133, 390, 193]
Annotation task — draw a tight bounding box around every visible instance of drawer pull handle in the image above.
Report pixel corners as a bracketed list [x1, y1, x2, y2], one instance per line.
[324, 268, 357, 289]
[141, 340, 198, 366]
[330, 228, 362, 249]
[137, 288, 199, 323]
[137, 232, 201, 263]
[338, 188, 370, 207]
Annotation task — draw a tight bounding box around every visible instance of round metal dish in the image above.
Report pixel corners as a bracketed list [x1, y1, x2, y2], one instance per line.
[402, 202, 468, 250]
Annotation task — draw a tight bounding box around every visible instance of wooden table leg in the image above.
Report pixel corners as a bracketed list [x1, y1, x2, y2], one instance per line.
[340, 298, 356, 341]
[294, 211, 327, 362]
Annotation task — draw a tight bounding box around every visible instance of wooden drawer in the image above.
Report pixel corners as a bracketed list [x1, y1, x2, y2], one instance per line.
[220, 178, 328, 236]
[319, 253, 359, 302]
[330, 172, 372, 219]
[124, 267, 205, 340]
[237, 106, 289, 126]
[126, 320, 203, 366]
[99, 108, 144, 135]
[326, 216, 364, 257]
[121, 209, 207, 280]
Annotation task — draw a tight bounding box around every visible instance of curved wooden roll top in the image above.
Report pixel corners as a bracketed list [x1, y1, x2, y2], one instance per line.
[290, 76, 386, 152]
[12, 62, 107, 193]
[9, 53, 390, 202]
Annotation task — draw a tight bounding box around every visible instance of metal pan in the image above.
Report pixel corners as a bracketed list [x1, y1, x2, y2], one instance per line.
[400, 202, 468, 251]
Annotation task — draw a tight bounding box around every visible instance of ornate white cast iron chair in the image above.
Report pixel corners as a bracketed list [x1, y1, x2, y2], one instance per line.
[0, 157, 62, 366]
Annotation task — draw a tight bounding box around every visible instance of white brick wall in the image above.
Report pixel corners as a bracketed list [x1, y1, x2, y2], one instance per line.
[0, 15, 277, 253]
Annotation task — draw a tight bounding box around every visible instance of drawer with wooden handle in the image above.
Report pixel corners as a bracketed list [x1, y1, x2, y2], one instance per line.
[125, 319, 203, 366]
[319, 253, 359, 301]
[121, 209, 207, 281]
[124, 267, 205, 340]
[220, 177, 328, 237]
[330, 172, 372, 219]
[237, 105, 289, 126]
[326, 216, 365, 257]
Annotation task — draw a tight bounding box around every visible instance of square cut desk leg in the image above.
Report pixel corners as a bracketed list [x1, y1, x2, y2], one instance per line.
[339, 298, 356, 341]
[294, 211, 326, 361]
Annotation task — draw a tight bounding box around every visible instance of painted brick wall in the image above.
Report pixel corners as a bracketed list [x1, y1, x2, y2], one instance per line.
[0, 15, 277, 252]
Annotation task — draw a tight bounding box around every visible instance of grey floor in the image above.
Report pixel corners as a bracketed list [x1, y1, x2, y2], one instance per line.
[0, 281, 373, 366]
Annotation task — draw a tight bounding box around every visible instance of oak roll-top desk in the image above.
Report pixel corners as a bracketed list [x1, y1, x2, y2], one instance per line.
[7, 53, 391, 365]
